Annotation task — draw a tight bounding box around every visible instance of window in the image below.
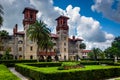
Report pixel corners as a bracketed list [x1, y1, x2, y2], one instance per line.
[30, 46, 33, 51]
[54, 49, 56, 52]
[18, 40, 23, 44]
[9, 47, 12, 52]
[54, 43, 56, 46]
[0, 46, 4, 51]
[30, 14, 33, 19]
[64, 42, 66, 46]
[64, 48, 66, 52]
[19, 47, 22, 51]
[30, 55, 33, 59]
[64, 37, 66, 40]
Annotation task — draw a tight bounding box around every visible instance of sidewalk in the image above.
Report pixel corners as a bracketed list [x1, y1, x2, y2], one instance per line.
[9, 67, 30, 80]
[106, 77, 120, 80]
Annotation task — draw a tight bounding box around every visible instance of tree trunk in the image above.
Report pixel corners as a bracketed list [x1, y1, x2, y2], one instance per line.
[114, 55, 117, 63]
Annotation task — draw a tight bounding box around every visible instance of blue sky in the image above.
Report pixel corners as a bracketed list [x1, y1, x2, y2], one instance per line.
[53, 0, 120, 36]
[0, 0, 120, 50]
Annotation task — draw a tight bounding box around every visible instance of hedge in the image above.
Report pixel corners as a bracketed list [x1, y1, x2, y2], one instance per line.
[0, 64, 20, 80]
[15, 64, 120, 80]
[0, 60, 37, 67]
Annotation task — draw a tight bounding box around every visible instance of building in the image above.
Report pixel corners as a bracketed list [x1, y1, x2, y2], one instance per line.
[0, 7, 84, 60]
[81, 50, 92, 59]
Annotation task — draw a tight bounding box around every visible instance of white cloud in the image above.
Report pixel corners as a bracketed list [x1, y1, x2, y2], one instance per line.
[91, 0, 120, 23]
[0, 0, 115, 50]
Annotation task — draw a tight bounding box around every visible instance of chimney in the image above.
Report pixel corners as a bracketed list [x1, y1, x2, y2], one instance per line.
[73, 36, 75, 40]
[13, 24, 18, 36]
[15, 24, 18, 33]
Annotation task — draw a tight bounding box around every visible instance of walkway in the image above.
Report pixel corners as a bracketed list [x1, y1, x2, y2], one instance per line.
[9, 67, 30, 80]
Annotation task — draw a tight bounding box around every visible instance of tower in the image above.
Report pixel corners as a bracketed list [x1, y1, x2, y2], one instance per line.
[23, 7, 38, 30]
[56, 16, 69, 60]
[22, 7, 38, 59]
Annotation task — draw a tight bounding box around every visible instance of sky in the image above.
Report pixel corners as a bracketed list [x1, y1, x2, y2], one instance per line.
[0, 0, 120, 50]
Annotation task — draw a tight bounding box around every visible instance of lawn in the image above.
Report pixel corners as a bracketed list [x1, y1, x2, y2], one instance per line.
[0, 64, 20, 80]
[16, 63, 120, 73]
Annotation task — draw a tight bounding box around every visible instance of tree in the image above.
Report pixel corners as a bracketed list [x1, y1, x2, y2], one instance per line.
[0, 4, 4, 28]
[92, 48, 102, 61]
[0, 30, 9, 47]
[88, 52, 94, 59]
[79, 43, 86, 49]
[27, 20, 51, 62]
[42, 39, 54, 54]
[104, 36, 120, 62]
[104, 47, 114, 59]
[2, 47, 13, 60]
[112, 36, 120, 58]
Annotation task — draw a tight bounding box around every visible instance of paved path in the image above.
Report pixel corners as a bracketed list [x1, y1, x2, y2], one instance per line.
[9, 67, 30, 80]
[106, 77, 120, 80]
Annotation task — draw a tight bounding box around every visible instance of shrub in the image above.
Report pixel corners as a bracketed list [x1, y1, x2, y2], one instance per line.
[15, 64, 120, 80]
[0, 60, 37, 67]
[26, 62, 62, 67]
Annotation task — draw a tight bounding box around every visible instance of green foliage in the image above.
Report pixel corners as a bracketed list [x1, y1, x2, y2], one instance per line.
[91, 48, 103, 60]
[2, 47, 13, 60]
[88, 52, 94, 59]
[0, 64, 20, 80]
[104, 36, 120, 59]
[0, 60, 37, 67]
[15, 63, 120, 80]
[26, 62, 62, 67]
[79, 43, 86, 49]
[27, 20, 51, 61]
[62, 62, 79, 66]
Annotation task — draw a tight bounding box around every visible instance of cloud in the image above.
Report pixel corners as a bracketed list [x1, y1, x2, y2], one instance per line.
[29, 0, 60, 33]
[0, 0, 32, 33]
[91, 0, 120, 23]
[0, 0, 114, 50]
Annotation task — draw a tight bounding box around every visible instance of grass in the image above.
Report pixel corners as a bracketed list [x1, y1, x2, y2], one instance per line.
[0, 64, 20, 80]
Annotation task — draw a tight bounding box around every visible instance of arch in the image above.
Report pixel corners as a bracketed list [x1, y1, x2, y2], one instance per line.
[47, 55, 52, 62]
[54, 55, 59, 61]
[39, 55, 44, 62]
[18, 40, 23, 44]
[30, 55, 33, 59]
[19, 55, 22, 60]
[0, 54, 3, 59]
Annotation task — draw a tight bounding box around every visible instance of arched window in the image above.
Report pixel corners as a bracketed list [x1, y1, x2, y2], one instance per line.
[30, 55, 33, 59]
[18, 40, 23, 44]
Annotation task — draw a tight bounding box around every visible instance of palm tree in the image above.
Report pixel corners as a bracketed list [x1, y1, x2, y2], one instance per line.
[79, 43, 86, 49]
[0, 4, 4, 28]
[43, 39, 54, 53]
[0, 30, 9, 53]
[27, 20, 51, 61]
[92, 48, 102, 61]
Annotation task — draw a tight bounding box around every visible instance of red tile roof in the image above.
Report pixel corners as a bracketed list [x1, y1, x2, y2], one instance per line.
[39, 52, 56, 56]
[81, 50, 92, 53]
[15, 31, 24, 35]
[56, 15, 69, 20]
[23, 7, 38, 13]
[50, 33, 58, 38]
[69, 38, 83, 41]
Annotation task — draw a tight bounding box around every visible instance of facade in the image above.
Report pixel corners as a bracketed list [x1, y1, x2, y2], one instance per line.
[0, 7, 84, 60]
